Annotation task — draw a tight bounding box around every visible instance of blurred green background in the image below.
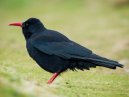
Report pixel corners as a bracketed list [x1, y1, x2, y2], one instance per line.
[0, 0, 129, 97]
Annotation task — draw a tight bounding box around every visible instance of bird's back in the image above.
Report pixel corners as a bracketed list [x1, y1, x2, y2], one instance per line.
[31, 29, 70, 42]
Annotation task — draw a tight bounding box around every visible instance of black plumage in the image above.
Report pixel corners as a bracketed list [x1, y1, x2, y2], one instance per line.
[9, 18, 123, 84]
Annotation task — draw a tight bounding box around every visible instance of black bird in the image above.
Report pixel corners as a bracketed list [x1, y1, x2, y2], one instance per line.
[9, 18, 123, 84]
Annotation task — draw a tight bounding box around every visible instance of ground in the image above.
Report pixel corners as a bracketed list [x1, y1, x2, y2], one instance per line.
[0, 0, 129, 97]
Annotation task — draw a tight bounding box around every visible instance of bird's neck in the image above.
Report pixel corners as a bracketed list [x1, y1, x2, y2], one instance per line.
[23, 32, 32, 40]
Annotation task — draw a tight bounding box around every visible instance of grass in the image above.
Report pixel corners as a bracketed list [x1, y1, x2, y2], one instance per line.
[0, 0, 129, 97]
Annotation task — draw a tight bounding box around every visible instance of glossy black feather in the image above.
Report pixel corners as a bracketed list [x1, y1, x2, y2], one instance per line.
[22, 18, 123, 73]
[31, 34, 92, 59]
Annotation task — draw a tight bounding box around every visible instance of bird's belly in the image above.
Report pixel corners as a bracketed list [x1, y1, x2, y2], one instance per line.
[27, 45, 68, 73]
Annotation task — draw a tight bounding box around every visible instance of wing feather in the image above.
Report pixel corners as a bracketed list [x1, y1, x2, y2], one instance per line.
[31, 39, 92, 59]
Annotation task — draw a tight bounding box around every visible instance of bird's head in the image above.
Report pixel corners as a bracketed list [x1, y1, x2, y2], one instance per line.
[9, 18, 46, 40]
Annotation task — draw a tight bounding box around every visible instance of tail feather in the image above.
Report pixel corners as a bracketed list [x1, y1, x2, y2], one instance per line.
[87, 54, 123, 68]
[73, 54, 123, 70]
[87, 58, 123, 69]
[87, 58, 123, 67]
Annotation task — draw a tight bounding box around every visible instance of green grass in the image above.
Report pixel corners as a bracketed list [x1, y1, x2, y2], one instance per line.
[0, 0, 129, 97]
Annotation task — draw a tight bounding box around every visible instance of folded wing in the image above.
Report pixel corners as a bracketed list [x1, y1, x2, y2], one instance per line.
[31, 39, 92, 59]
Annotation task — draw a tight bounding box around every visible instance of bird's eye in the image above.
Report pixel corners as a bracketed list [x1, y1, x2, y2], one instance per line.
[25, 23, 29, 27]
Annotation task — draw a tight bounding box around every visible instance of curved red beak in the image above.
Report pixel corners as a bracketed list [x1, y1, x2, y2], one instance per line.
[9, 22, 22, 27]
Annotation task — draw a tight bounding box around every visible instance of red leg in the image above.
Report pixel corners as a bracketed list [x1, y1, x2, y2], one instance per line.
[47, 72, 59, 84]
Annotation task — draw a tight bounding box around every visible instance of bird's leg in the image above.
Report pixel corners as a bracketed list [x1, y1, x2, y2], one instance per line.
[47, 72, 60, 84]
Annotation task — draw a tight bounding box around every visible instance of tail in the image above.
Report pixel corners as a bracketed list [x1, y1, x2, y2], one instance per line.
[72, 54, 123, 70]
[86, 54, 123, 69]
